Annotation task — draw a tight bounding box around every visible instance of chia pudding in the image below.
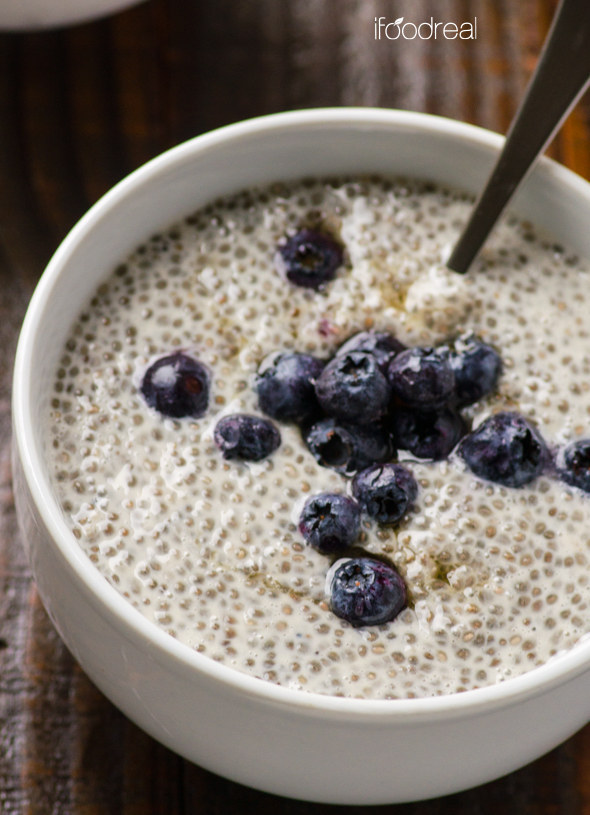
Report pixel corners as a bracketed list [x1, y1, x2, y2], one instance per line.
[46, 176, 590, 699]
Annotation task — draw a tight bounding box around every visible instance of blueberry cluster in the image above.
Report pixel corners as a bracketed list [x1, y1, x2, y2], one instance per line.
[254, 332, 441, 627]
[137, 227, 590, 632]
[292, 333, 503, 470]
[254, 328, 499, 627]
[255, 330, 503, 472]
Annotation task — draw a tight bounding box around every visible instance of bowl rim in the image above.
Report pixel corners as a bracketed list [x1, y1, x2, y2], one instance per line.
[0, 0, 146, 31]
[12, 106, 590, 721]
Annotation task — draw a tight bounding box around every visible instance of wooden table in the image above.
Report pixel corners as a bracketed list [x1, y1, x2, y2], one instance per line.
[1, 1, 589, 812]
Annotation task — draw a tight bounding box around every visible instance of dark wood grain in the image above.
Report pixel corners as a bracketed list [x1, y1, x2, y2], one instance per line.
[1, 0, 589, 812]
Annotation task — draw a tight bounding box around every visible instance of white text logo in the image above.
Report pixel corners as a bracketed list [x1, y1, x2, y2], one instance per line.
[374, 16, 478, 41]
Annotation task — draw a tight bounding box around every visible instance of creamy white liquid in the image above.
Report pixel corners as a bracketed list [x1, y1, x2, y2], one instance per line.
[46, 177, 590, 699]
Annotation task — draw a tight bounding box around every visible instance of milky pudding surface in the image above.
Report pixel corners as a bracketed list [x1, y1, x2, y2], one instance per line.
[46, 177, 590, 699]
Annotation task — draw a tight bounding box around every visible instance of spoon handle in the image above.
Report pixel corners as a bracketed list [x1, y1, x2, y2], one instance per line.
[447, 0, 590, 274]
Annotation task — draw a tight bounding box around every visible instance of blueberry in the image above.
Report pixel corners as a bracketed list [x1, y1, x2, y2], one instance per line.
[459, 411, 548, 488]
[298, 493, 361, 554]
[305, 418, 394, 475]
[446, 336, 502, 407]
[315, 351, 391, 423]
[387, 347, 455, 410]
[336, 330, 405, 372]
[276, 228, 344, 289]
[557, 439, 590, 492]
[255, 352, 325, 424]
[140, 352, 209, 419]
[328, 557, 406, 628]
[391, 407, 466, 460]
[352, 463, 418, 525]
[214, 414, 281, 461]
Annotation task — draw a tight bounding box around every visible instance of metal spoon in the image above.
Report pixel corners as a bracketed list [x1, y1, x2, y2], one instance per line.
[447, 0, 590, 275]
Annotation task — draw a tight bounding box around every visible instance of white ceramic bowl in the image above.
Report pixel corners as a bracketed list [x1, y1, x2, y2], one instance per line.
[12, 109, 590, 805]
[0, 0, 145, 30]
